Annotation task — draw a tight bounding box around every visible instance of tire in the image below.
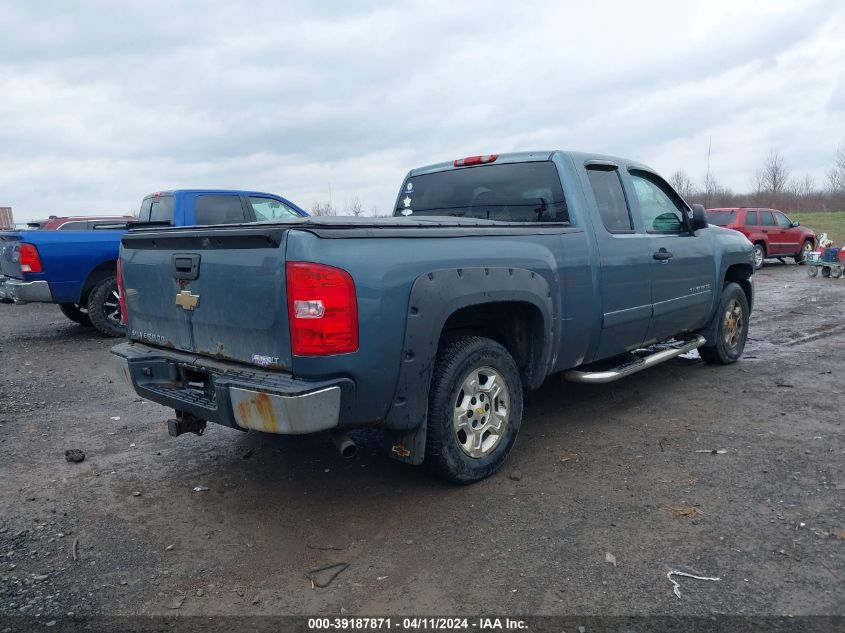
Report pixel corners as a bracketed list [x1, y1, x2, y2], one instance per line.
[58, 303, 92, 326]
[808, 266, 819, 277]
[87, 275, 125, 337]
[832, 266, 843, 279]
[425, 336, 523, 484]
[821, 266, 831, 278]
[752, 243, 765, 270]
[698, 282, 750, 365]
[794, 239, 813, 264]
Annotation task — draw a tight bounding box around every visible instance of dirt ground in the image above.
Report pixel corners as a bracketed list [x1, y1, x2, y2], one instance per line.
[0, 262, 843, 618]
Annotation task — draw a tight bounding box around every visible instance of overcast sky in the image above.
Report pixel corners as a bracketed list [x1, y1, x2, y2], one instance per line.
[1, 0, 844, 222]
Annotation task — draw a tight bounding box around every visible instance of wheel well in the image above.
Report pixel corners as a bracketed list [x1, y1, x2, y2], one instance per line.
[80, 260, 117, 303]
[439, 301, 546, 389]
[754, 240, 766, 253]
[725, 263, 753, 309]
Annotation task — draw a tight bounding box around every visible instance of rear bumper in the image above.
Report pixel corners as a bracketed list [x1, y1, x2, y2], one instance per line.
[0, 276, 52, 304]
[111, 341, 352, 435]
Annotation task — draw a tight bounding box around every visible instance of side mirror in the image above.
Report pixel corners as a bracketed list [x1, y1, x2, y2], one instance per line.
[791, 220, 800, 227]
[691, 204, 708, 231]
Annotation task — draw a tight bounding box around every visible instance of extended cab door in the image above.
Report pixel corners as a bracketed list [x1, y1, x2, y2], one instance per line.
[627, 170, 714, 343]
[584, 163, 653, 359]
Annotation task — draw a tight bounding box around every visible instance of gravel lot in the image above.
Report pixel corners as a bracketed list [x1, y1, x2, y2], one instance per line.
[0, 263, 843, 618]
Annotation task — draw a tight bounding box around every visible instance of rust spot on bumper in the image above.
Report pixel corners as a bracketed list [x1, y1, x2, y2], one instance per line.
[234, 391, 279, 433]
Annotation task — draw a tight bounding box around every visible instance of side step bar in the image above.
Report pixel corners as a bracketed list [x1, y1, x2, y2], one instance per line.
[564, 335, 706, 384]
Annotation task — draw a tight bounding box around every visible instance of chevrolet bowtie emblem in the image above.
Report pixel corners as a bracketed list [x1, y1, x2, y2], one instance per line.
[175, 290, 200, 310]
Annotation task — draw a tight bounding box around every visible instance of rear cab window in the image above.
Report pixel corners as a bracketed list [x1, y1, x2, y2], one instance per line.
[744, 211, 758, 225]
[139, 195, 174, 224]
[394, 161, 569, 223]
[759, 211, 775, 226]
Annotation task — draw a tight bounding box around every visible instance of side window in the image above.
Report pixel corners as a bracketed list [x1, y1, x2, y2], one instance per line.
[58, 221, 87, 230]
[195, 195, 247, 225]
[586, 166, 633, 232]
[774, 212, 792, 228]
[149, 198, 174, 224]
[630, 171, 688, 233]
[744, 211, 758, 225]
[759, 211, 775, 226]
[249, 196, 299, 221]
[138, 199, 151, 222]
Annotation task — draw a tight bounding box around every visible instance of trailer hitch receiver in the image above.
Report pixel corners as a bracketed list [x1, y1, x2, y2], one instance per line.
[167, 411, 207, 437]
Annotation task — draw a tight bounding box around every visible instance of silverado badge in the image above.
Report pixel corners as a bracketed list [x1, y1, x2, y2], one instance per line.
[175, 290, 200, 311]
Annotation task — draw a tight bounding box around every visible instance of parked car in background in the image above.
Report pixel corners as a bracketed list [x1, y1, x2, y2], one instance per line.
[1, 190, 308, 336]
[705, 207, 815, 269]
[26, 215, 137, 230]
[113, 151, 754, 483]
[137, 189, 307, 225]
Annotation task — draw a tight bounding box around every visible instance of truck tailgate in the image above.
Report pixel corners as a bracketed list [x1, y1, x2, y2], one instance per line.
[121, 228, 292, 369]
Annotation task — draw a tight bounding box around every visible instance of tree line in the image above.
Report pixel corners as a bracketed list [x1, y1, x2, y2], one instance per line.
[670, 142, 845, 213]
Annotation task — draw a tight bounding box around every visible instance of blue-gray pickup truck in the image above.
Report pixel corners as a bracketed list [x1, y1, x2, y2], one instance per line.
[111, 151, 754, 482]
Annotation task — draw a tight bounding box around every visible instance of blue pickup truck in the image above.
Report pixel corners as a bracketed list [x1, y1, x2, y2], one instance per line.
[112, 151, 754, 482]
[0, 189, 307, 336]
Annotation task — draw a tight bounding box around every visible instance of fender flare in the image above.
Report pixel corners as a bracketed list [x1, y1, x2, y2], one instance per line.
[384, 267, 554, 433]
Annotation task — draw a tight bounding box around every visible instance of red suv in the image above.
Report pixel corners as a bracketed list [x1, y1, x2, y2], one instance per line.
[27, 215, 135, 230]
[705, 208, 815, 269]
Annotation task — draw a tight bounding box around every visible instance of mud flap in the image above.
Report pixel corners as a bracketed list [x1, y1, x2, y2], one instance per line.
[383, 418, 427, 466]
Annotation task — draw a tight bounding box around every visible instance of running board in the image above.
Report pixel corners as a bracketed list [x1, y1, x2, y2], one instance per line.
[564, 335, 706, 384]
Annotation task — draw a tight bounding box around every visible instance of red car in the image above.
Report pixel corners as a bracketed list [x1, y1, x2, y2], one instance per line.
[705, 207, 816, 269]
[26, 215, 136, 230]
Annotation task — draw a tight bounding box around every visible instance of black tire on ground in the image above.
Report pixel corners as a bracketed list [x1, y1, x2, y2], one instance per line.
[425, 336, 523, 484]
[58, 303, 92, 326]
[699, 282, 750, 365]
[86, 276, 125, 337]
[752, 243, 765, 270]
[808, 266, 819, 277]
[821, 266, 831, 278]
[794, 239, 813, 264]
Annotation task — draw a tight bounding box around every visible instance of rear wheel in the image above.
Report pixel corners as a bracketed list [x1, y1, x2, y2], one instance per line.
[699, 282, 749, 365]
[832, 266, 843, 279]
[87, 276, 125, 337]
[58, 303, 91, 326]
[425, 336, 523, 484]
[821, 266, 831, 278]
[808, 266, 819, 277]
[794, 239, 813, 264]
[752, 243, 765, 270]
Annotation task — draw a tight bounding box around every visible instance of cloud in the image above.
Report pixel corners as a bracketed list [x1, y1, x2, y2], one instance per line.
[0, 0, 843, 221]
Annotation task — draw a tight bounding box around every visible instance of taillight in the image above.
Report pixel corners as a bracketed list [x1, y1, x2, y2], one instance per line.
[454, 154, 498, 167]
[116, 259, 128, 325]
[286, 262, 358, 356]
[18, 243, 43, 273]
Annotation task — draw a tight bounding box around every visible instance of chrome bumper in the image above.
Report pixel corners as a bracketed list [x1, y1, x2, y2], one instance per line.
[0, 276, 53, 304]
[111, 342, 347, 435]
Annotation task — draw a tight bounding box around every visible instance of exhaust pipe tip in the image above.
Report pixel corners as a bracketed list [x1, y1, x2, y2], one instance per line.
[331, 431, 358, 458]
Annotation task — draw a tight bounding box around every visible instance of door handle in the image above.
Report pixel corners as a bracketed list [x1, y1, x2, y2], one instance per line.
[172, 253, 201, 280]
[653, 248, 674, 261]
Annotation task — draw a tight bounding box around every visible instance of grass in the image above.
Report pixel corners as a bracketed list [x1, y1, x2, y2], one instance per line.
[791, 211, 845, 245]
